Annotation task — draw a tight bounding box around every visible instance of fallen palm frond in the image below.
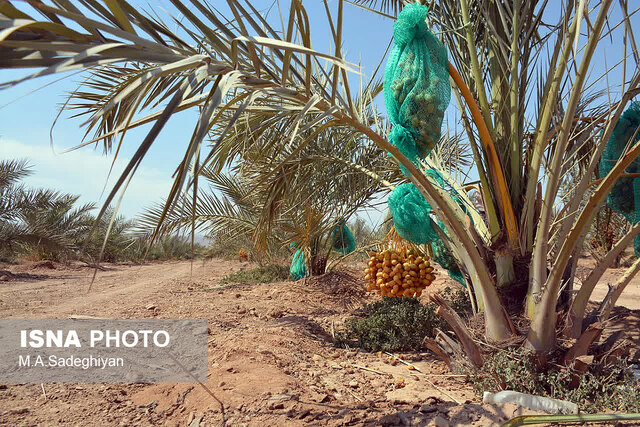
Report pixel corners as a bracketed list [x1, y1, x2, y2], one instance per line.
[502, 413, 640, 427]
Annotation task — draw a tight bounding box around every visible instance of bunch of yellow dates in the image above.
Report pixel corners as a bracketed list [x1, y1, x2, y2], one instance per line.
[364, 247, 436, 298]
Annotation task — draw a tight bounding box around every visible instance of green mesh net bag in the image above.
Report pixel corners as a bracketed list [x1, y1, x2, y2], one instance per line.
[331, 220, 356, 254]
[424, 169, 475, 221]
[289, 243, 307, 280]
[387, 181, 467, 286]
[384, 3, 451, 168]
[432, 237, 465, 286]
[388, 171, 473, 246]
[388, 183, 439, 244]
[384, 3, 460, 283]
[599, 101, 640, 255]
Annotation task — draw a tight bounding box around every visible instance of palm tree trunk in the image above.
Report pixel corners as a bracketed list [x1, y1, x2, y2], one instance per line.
[310, 236, 327, 276]
[527, 1, 613, 342]
[495, 253, 515, 287]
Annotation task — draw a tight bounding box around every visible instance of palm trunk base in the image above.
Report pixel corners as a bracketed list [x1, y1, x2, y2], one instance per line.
[311, 254, 327, 276]
[495, 253, 515, 287]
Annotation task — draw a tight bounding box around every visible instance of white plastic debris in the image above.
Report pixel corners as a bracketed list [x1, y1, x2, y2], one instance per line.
[483, 390, 579, 414]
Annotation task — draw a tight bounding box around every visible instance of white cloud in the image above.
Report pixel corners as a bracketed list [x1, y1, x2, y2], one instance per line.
[1, 138, 174, 218]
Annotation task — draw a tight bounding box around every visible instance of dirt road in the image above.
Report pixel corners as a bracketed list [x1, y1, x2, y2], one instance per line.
[0, 260, 225, 318]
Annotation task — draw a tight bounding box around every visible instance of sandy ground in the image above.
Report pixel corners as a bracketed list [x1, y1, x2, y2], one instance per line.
[574, 256, 640, 308]
[0, 257, 638, 426]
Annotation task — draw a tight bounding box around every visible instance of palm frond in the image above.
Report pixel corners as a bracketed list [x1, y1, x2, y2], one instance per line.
[0, 158, 32, 188]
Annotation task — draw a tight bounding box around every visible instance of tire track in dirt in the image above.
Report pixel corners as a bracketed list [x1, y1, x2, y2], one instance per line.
[0, 260, 233, 318]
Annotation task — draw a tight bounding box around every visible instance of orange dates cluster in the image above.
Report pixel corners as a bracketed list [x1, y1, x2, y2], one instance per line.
[364, 248, 436, 298]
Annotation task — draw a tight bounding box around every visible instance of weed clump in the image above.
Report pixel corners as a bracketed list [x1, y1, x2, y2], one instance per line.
[220, 264, 290, 284]
[336, 297, 443, 352]
[440, 286, 472, 316]
[335, 287, 472, 352]
[468, 348, 640, 413]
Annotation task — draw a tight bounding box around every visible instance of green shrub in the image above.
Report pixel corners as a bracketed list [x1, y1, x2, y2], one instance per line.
[468, 348, 640, 413]
[337, 297, 444, 352]
[220, 264, 290, 284]
[440, 286, 472, 316]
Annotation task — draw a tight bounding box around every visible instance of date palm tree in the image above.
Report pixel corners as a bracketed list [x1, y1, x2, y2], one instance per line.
[1, 0, 639, 358]
[137, 111, 406, 272]
[0, 158, 75, 252]
[1, 159, 137, 262]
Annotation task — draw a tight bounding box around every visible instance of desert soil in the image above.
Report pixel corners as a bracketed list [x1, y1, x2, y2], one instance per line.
[0, 257, 639, 426]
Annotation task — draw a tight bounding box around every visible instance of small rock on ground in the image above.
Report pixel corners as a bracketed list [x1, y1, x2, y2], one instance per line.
[430, 415, 449, 427]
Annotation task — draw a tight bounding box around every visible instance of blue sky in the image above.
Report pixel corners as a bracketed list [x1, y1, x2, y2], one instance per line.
[0, 1, 638, 226]
[0, 0, 395, 223]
